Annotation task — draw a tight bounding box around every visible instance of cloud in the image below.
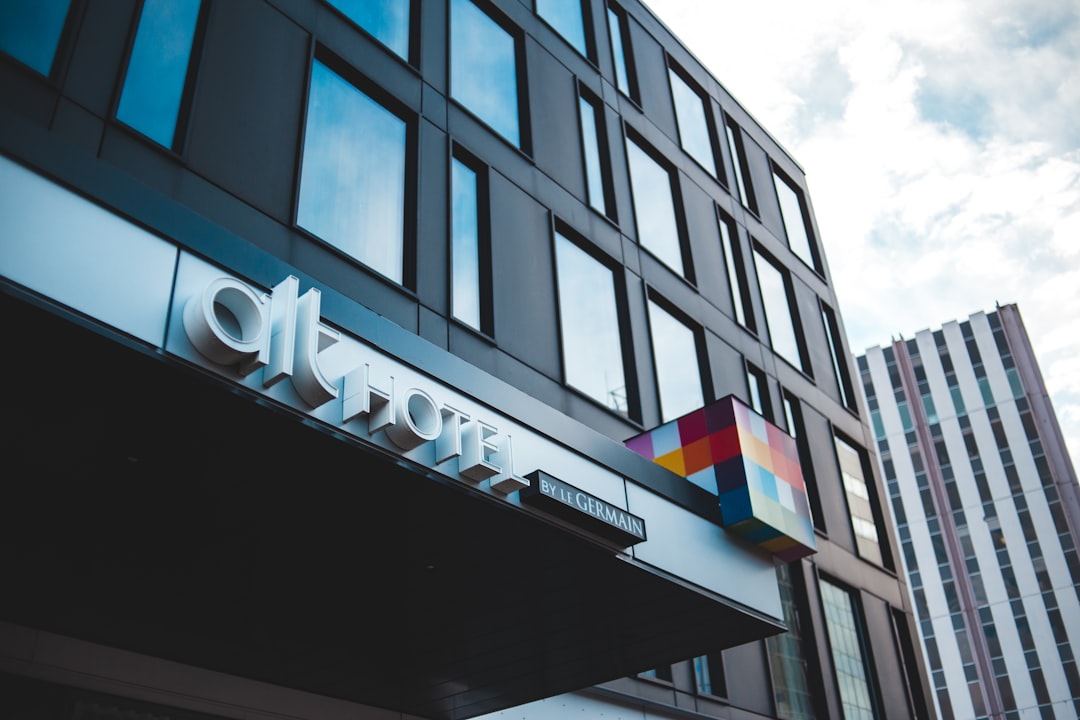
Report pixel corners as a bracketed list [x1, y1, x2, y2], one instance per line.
[646, 0, 1080, 463]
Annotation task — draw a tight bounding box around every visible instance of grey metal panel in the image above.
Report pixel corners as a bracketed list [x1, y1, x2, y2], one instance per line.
[62, 0, 137, 116]
[416, 118, 449, 315]
[526, 37, 585, 202]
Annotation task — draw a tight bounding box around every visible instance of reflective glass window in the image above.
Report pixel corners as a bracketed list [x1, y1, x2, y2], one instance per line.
[754, 250, 805, 371]
[694, 653, 726, 697]
[579, 93, 610, 217]
[820, 579, 879, 720]
[555, 233, 629, 416]
[822, 303, 856, 410]
[0, 0, 71, 76]
[116, 0, 202, 149]
[649, 300, 704, 422]
[297, 60, 407, 283]
[767, 563, 818, 720]
[746, 364, 769, 420]
[626, 138, 683, 275]
[325, 0, 410, 59]
[669, 66, 716, 176]
[725, 116, 755, 211]
[451, 0, 521, 147]
[451, 156, 487, 331]
[537, 0, 587, 57]
[719, 214, 752, 330]
[606, 3, 633, 98]
[774, 171, 818, 270]
[835, 436, 883, 566]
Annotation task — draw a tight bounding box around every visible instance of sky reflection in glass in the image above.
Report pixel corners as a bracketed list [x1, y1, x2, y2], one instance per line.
[648, 300, 703, 422]
[297, 61, 406, 283]
[606, 6, 630, 96]
[626, 139, 683, 275]
[452, 158, 481, 330]
[451, 0, 520, 147]
[537, 0, 587, 57]
[719, 218, 748, 328]
[774, 172, 816, 269]
[754, 251, 802, 370]
[669, 69, 716, 176]
[555, 234, 627, 415]
[116, 0, 201, 148]
[0, 0, 70, 76]
[579, 95, 605, 215]
[326, 0, 409, 59]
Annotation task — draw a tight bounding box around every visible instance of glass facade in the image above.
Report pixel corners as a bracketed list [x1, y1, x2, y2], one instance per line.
[754, 249, 805, 371]
[606, 3, 633, 98]
[325, 0, 410, 59]
[694, 653, 726, 697]
[116, 0, 202, 148]
[297, 60, 407, 283]
[649, 299, 704, 422]
[451, 0, 521, 147]
[725, 116, 754, 211]
[669, 66, 716, 176]
[627, 138, 683, 275]
[537, 0, 588, 57]
[579, 93, 609, 216]
[0, 0, 71, 76]
[774, 171, 818, 270]
[820, 579, 878, 720]
[555, 232, 629, 415]
[719, 214, 752, 330]
[822, 303, 855, 410]
[768, 563, 818, 720]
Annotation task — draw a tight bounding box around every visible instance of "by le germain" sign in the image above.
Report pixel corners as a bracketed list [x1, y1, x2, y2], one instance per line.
[521, 470, 646, 546]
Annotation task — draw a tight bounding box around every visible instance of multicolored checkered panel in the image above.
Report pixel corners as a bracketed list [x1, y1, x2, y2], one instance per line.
[625, 395, 816, 561]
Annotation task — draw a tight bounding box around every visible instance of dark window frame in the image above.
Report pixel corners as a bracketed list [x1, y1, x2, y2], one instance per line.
[745, 361, 772, 421]
[782, 389, 826, 534]
[320, 0, 421, 66]
[577, 83, 616, 221]
[449, 143, 494, 337]
[724, 113, 758, 215]
[646, 289, 712, 422]
[752, 243, 812, 376]
[605, 1, 639, 103]
[693, 652, 728, 698]
[666, 57, 722, 180]
[772, 164, 823, 274]
[821, 300, 858, 413]
[717, 207, 755, 333]
[534, 0, 595, 62]
[0, 0, 81, 82]
[832, 429, 895, 571]
[817, 575, 886, 720]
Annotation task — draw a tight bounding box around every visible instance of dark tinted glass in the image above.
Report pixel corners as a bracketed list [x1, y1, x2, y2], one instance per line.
[326, 0, 410, 59]
[0, 0, 70, 76]
[451, 0, 520, 147]
[116, 0, 201, 148]
[297, 60, 407, 283]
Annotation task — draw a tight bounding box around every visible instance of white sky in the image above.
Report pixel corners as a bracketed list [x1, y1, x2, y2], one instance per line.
[645, 0, 1080, 466]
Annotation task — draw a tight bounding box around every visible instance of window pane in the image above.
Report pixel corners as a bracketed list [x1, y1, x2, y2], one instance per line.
[822, 304, 854, 409]
[694, 653, 726, 697]
[326, 0, 410, 59]
[579, 95, 606, 215]
[606, 5, 631, 96]
[537, 0, 587, 57]
[0, 0, 70, 76]
[451, 0, 520, 147]
[555, 234, 628, 415]
[649, 300, 703, 422]
[626, 139, 683, 275]
[767, 563, 818, 720]
[774, 172, 817, 269]
[754, 250, 803, 370]
[669, 68, 716, 175]
[835, 436, 883, 565]
[297, 60, 406, 283]
[747, 366, 767, 417]
[725, 118, 753, 210]
[452, 158, 481, 330]
[821, 579, 878, 720]
[116, 0, 201, 148]
[719, 217, 750, 328]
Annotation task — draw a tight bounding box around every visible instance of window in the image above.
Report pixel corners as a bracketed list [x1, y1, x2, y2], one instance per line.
[718, 211, 754, 331]
[773, 170, 819, 271]
[606, 3, 636, 100]
[668, 64, 717, 176]
[579, 91, 613, 218]
[768, 563, 818, 720]
[324, 0, 411, 60]
[694, 653, 727, 697]
[822, 302, 856, 411]
[626, 136, 686, 277]
[725, 115, 756, 212]
[640, 665, 673, 682]
[753, 249, 808, 372]
[820, 579, 880, 720]
[116, 0, 202, 149]
[451, 151, 491, 332]
[554, 231, 630, 416]
[297, 58, 408, 284]
[746, 363, 770, 420]
[783, 391, 825, 533]
[834, 435, 884, 566]
[451, 0, 523, 148]
[536, 0, 588, 58]
[648, 298, 705, 422]
[0, 0, 71, 76]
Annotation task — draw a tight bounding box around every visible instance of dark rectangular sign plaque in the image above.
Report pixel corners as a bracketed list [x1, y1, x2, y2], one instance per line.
[521, 470, 647, 546]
